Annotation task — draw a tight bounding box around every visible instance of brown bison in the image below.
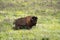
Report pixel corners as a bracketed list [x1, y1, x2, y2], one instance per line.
[13, 16, 38, 30]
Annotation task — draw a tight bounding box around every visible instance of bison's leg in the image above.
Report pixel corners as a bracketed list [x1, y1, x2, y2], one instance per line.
[14, 25, 20, 30]
[26, 26, 32, 29]
[19, 25, 27, 29]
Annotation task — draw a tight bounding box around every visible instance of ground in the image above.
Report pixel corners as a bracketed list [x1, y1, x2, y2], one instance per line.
[0, 0, 60, 40]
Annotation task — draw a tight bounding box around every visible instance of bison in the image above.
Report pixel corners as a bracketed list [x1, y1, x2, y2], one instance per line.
[13, 16, 38, 30]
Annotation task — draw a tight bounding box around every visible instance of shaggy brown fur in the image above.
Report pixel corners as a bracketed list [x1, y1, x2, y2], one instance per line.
[13, 16, 38, 30]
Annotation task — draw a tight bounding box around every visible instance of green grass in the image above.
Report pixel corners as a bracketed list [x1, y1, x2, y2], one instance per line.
[0, 0, 60, 40]
[0, 12, 60, 40]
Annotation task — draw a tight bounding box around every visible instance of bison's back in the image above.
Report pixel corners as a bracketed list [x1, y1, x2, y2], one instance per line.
[14, 18, 27, 26]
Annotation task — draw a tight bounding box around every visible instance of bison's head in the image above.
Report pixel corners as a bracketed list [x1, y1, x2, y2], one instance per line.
[31, 16, 38, 26]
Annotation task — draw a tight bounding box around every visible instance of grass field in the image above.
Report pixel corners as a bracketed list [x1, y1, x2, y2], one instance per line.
[0, 0, 60, 40]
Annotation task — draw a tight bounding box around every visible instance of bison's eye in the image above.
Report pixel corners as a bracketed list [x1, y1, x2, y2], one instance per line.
[31, 19, 34, 22]
[31, 19, 34, 20]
